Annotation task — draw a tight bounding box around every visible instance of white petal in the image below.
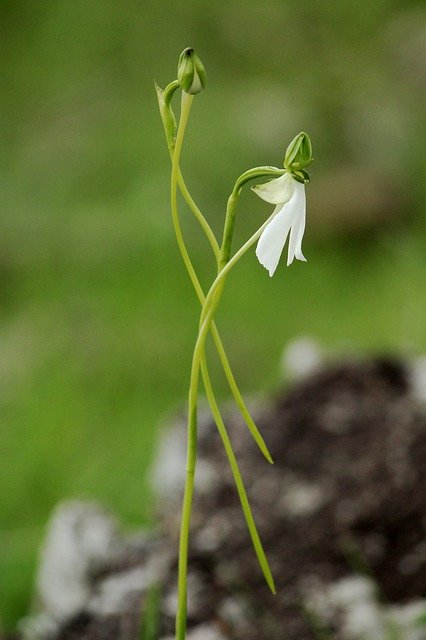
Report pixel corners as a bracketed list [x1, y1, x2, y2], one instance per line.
[255, 204, 293, 277]
[189, 67, 203, 94]
[251, 172, 294, 205]
[286, 181, 306, 265]
[294, 219, 306, 262]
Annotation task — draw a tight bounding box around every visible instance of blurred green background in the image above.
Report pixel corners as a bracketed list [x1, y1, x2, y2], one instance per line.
[1, 0, 425, 631]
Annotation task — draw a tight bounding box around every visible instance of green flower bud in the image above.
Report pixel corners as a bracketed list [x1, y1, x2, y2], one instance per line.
[284, 132, 313, 172]
[177, 48, 206, 95]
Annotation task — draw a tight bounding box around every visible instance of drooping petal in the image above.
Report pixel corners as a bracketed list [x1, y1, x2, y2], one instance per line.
[251, 172, 294, 205]
[255, 203, 294, 277]
[294, 218, 306, 262]
[286, 181, 306, 265]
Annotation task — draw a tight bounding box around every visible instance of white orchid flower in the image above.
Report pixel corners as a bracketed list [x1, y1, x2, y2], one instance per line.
[252, 172, 307, 277]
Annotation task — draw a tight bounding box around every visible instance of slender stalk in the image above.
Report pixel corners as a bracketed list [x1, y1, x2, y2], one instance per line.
[219, 189, 239, 271]
[175, 187, 261, 636]
[173, 225, 275, 595]
[158, 80, 220, 261]
[171, 92, 196, 640]
[200, 354, 276, 593]
[176, 238, 279, 636]
[177, 169, 220, 261]
[175, 279, 225, 640]
[173, 94, 228, 640]
[173, 200, 278, 640]
[172, 193, 272, 461]
[165, 103, 272, 463]
[171, 93, 280, 640]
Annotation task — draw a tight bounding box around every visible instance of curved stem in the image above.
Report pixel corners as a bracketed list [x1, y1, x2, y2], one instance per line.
[171, 93, 279, 640]
[219, 189, 239, 271]
[172, 94, 234, 640]
[172, 198, 272, 460]
[177, 169, 220, 261]
[233, 165, 285, 191]
[158, 81, 220, 261]
[157, 87, 274, 461]
[165, 105, 271, 462]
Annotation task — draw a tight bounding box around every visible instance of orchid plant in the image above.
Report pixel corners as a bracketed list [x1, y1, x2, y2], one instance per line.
[156, 48, 313, 640]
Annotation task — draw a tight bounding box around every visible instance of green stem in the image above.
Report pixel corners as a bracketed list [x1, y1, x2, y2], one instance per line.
[176, 280, 225, 640]
[173, 198, 272, 460]
[171, 92, 195, 640]
[177, 169, 220, 261]
[173, 93, 226, 640]
[200, 354, 276, 593]
[219, 188, 239, 271]
[171, 93, 280, 640]
[158, 80, 220, 261]
[176, 212, 252, 638]
[164, 98, 272, 462]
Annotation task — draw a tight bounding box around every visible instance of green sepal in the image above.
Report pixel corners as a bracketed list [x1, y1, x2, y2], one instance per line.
[234, 166, 286, 194]
[284, 131, 313, 171]
[177, 48, 206, 95]
[154, 80, 179, 151]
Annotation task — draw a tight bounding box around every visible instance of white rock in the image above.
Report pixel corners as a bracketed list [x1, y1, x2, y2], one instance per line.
[281, 337, 323, 380]
[410, 356, 426, 403]
[386, 600, 426, 640]
[150, 424, 187, 500]
[160, 623, 227, 640]
[151, 416, 219, 503]
[88, 566, 152, 616]
[36, 501, 119, 621]
[186, 624, 228, 640]
[304, 576, 383, 639]
[279, 478, 324, 517]
[19, 612, 58, 640]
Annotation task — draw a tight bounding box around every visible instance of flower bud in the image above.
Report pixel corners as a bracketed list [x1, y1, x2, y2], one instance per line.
[284, 132, 313, 171]
[177, 48, 206, 95]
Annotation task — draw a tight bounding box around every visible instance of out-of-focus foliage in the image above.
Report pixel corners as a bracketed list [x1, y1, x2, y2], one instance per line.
[0, 0, 425, 630]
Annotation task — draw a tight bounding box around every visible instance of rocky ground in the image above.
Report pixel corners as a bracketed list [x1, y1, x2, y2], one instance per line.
[17, 349, 426, 639]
